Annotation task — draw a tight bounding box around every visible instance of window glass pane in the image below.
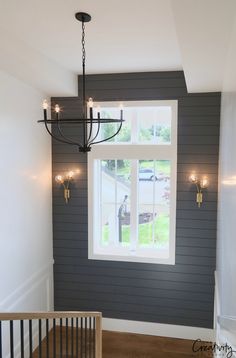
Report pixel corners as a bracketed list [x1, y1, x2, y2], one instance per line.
[95, 107, 131, 143]
[101, 160, 131, 247]
[138, 106, 171, 144]
[138, 160, 171, 248]
[138, 160, 155, 248]
[95, 104, 172, 145]
[154, 160, 170, 249]
[101, 160, 116, 247]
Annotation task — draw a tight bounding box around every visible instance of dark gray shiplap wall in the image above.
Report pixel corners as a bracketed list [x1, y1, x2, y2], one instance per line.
[52, 71, 220, 328]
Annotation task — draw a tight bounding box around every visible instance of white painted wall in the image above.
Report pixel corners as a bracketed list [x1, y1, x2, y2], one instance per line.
[216, 10, 236, 350]
[0, 70, 53, 314]
[217, 92, 236, 349]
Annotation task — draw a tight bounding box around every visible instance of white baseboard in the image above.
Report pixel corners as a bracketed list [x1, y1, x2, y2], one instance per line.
[102, 318, 215, 341]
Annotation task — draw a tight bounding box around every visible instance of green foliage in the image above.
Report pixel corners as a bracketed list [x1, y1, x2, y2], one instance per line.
[104, 160, 115, 171]
[101, 123, 116, 142]
[139, 128, 152, 141]
[160, 127, 171, 142]
[117, 124, 131, 142]
[102, 214, 169, 248]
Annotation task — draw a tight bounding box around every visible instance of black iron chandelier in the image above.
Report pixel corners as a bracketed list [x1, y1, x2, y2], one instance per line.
[38, 12, 124, 153]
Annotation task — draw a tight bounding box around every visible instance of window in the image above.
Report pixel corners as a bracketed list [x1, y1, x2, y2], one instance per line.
[88, 100, 177, 264]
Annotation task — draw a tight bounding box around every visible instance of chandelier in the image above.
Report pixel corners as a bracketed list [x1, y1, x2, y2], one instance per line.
[38, 12, 124, 152]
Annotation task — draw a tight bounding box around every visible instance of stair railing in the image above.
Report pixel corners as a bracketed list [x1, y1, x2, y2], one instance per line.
[0, 311, 102, 358]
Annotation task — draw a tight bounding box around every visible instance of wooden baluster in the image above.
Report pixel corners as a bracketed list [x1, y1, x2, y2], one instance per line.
[95, 315, 102, 358]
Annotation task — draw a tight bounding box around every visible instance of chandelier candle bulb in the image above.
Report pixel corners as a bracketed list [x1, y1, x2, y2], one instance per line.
[119, 103, 124, 120]
[43, 100, 48, 120]
[55, 104, 60, 113]
[97, 106, 101, 119]
[55, 104, 60, 120]
[120, 108, 123, 120]
[43, 100, 48, 110]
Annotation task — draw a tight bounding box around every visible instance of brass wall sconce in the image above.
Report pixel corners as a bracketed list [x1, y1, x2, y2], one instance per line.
[55, 171, 74, 203]
[189, 174, 209, 208]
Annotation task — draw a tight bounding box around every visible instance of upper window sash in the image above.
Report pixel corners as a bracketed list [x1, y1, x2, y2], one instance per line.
[91, 100, 178, 147]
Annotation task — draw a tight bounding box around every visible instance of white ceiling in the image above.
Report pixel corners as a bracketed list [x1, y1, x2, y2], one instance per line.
[171, 0, 236, 93]
[0, 0, 236, 95]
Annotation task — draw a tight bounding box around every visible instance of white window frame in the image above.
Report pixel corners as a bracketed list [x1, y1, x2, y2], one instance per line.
[88, 100, 177, 265]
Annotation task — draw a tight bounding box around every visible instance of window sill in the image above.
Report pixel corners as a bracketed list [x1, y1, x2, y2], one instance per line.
[88, 249, 175, 265]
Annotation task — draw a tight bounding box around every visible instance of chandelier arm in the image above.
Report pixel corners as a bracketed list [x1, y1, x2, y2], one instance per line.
[44, 121, 80, 147]
[44, 121, 79, 146]
[90, 121, 123, 146]
[56, 119, 82, 147]
[87, 118, 93, 143]
[88, 120, 101, 145]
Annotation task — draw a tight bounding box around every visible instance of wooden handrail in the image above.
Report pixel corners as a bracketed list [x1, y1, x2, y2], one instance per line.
[95, 315, 102, 357]
[0, 311, 101, 321]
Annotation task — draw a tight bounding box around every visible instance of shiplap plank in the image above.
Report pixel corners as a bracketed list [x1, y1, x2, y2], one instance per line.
[54, 257, 215, 276]
[52, 71, 220, 329]
[54, 280, 214, 302]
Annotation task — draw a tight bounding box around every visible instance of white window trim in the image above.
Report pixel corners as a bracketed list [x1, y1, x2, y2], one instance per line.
[88, 100, 177, 265]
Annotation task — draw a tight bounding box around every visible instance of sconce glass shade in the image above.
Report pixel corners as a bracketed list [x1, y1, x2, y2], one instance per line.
[200, 178, 208, 189]
[55, 175, 64, 184]
[189, 174, 198, 184]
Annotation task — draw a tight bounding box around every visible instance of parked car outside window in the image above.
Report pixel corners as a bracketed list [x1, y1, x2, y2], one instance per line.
[139, 169, 157, 181]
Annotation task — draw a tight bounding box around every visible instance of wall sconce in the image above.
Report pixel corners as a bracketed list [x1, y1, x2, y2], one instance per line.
[189, 174, 209, 208]
[55, 171, 74, 204]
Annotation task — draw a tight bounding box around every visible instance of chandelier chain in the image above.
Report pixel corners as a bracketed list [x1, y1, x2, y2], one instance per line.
[81, 20, 86, 124]
[82, 22, 86, 67]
